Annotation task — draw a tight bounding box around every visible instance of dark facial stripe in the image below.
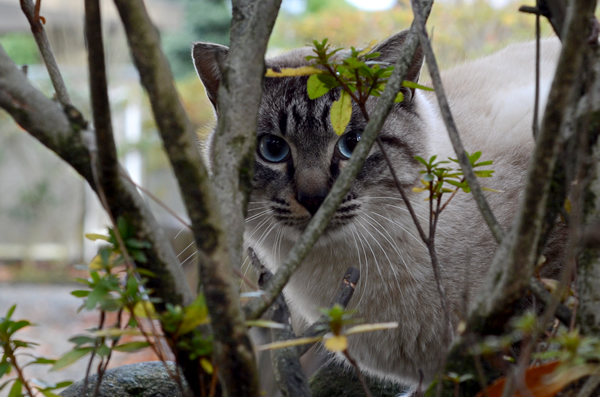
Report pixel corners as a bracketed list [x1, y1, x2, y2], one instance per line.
[278, 111, 288, 136]
[379, 135, 417, 163]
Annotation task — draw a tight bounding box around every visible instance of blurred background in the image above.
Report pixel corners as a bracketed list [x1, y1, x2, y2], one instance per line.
[0, 0, 551, 393]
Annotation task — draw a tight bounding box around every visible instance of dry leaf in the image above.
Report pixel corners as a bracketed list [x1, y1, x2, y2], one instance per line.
[476, 361, 599, 397]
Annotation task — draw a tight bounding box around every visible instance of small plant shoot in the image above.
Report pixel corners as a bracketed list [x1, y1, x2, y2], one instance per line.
[0, 305, 72, 397]
[266, 38, 433, 135]
[412, 151, 496, 217]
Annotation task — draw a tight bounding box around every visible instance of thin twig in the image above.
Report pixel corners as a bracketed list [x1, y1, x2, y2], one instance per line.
[473, 354, 490, 397]
[528, 278, 572, 326]
[410, 0, 504, 244]
[5, 349, 36, 397]
[343, 350, 373, 397]
[120, 171, 192, 230]
[533, 4, 541, 139]
[431, 196, 452, 343]
[82, 311, 105, 397]
[438, 180, 463, 214]
[577, 373, 600, 397]
[19, 0, 71, 106]
[85, 0, 119, 191]
[208, 364, 219, 397]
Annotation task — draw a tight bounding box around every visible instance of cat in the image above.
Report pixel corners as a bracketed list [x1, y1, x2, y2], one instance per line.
[192, 31, 561, 392]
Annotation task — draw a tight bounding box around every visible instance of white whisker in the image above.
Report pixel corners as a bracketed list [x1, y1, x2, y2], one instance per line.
[176, 240, 196, 258]
[179, 250, 197, 267]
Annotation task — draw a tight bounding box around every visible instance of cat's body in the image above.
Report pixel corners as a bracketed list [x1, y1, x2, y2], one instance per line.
[193, 33, 561, 390]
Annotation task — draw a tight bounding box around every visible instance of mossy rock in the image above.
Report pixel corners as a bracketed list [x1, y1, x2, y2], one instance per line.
[60, 361, 190, 397]
[310, 362, 406, 397]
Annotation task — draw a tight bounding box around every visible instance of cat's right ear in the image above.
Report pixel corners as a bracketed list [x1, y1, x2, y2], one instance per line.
[192, 42, 229, 110]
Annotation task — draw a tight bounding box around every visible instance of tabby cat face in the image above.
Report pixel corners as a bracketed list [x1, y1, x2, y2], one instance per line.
[193, 32, 426, 242]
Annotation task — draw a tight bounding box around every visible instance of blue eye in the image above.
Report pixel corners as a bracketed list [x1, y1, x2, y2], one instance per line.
[336, 131, 361, 159]
[258, 134, 290, 163]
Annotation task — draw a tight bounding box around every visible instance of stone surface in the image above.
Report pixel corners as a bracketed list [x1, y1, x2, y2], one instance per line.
[310, 362, 405, 397]
[60, 361, 190, 397]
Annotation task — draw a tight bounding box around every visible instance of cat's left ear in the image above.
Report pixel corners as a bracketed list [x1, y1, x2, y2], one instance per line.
[369, 31, 424, 101]
[192, 42, 229, 110]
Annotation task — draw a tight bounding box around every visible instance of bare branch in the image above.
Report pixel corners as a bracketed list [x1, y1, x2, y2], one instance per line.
[528, 278, 572, 326]
[244, 2, 432, 320]
[212, 0, 283, 269]
[468, 0, 597, 333]
[411, 0, 504, 244]
[266, 287, 311, 397]
[19, 0, 71, 106]
[84, 0, 119, 197]
[578, 83, 600, 336]
[577, 373, 600, 397]
[112, 1, 264, 395]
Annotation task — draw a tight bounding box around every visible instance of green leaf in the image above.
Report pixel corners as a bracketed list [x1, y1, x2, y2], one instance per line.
[414, 156, 428, 166]
[125, 239, 151, 250]
[85, 285, 108, 311]
[265, 66, 325, 77]
[0, 362, 10, 378]
[402, 80, 434, 91]
[257, 336, 323, 351]
[330, 90, 352, 136]
[468, 151, 482, 163]
[52, 381, 73, 389]
[0, 378, 15, 392]
[474, 160, 493, 167]
[6, 305, 16, 320]
[24, 357, 56, 366]
[423, 173, 434, 182]
[178, 295, 210, 336]
[132, 251, 147, 264]
[307, 74, 331, 99]
[52, 347, 93, 371]
[445, 180, 467, 188]
[8, 379, 21, 397]
[394, 91, 404, 103]
[474, 170, 495, 178]
[117, 216, 130, 239]
[112, 341, 151, 352]
[84, 233, 109, 242]
[96, 344, 112, 357]
[9, 320, 31, 335]
[68, 335, 97, 347]
[134, 268, 156, 278]
[40, 390, 61, 397]
[70, 290, 89, 298]
[245, 320, 286, 329]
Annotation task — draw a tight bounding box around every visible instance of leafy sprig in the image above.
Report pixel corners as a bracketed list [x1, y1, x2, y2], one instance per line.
[0, 305, 72, 397]
[266, 38, 432, 136]
[412, 151, 496, 216]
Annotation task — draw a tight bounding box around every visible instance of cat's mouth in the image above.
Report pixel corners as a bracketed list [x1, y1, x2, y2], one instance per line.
[270, 195, 361, 232]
